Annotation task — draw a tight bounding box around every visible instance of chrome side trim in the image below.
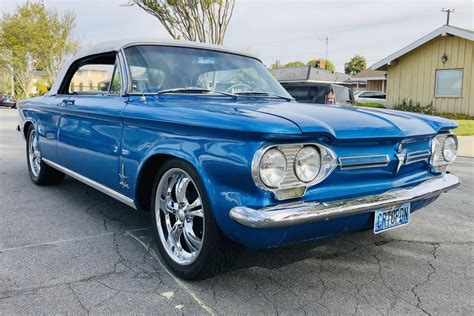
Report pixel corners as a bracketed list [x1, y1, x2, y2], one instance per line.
[338, 154, 390, 170]
[405, 149, 431, 165]
[229, 174, 460, 228]
[42, 159, 137, 209]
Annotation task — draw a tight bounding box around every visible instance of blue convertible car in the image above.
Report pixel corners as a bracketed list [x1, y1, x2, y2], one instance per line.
[18, 39, 460, 279]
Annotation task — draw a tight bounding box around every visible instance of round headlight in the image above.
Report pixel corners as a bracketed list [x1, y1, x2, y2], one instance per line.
[259, 148, 286, 187]
[294, 146, 321, 182]
[443, 136, 457, 162]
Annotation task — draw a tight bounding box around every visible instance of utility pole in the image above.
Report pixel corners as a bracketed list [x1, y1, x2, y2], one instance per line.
[325, 36, 329, 63]
[441, 8, 454, 25]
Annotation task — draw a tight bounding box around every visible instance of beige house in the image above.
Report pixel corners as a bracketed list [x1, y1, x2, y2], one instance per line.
[69, 66, 111, 92]
[351, 69, 386, 92]
[372, 25, 473, 116]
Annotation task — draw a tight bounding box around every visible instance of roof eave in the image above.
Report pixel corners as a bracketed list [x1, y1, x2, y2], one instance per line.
[371, 25, 474, 70]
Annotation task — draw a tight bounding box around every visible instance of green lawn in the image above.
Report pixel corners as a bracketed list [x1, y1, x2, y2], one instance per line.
[455, 120, 474, 136]
[356, 102, 385, 108]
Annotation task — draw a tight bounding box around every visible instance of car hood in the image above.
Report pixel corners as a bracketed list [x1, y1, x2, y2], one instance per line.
[255, 102, 457, 140]
[127, 97, 456, 140]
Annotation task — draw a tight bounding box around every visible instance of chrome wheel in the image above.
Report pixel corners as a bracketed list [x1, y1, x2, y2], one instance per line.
[28, 130, 41, 177]
[154, 168, 205, 266]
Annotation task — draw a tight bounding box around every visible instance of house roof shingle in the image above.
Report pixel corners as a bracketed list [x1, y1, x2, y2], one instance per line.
[351, 69, 386, 80]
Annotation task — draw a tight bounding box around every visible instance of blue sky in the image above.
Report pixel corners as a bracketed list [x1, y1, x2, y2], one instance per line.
[1, 0, 472, 72]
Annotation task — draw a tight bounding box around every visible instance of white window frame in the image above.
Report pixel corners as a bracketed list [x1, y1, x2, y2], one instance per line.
[434, 69, 463, 98]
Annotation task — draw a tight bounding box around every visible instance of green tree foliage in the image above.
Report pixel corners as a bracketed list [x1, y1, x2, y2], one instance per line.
[344, 55, 366, 75]
[0, 2, 79, 99]
[284, 61, 305, 68]
[130, 0, 235, 45]
[33, 78, 50, 96]
[307, 59, 335, 72]
[42, 10, 78, 85]
[270, 60, 281, 69]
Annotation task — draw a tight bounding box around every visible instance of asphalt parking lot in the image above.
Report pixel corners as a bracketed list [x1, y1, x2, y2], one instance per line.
[0, 108, 472, 315]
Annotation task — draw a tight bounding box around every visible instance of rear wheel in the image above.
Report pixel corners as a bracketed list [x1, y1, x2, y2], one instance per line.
[150, 159, 241, 280]
[26, 125, 65, 185]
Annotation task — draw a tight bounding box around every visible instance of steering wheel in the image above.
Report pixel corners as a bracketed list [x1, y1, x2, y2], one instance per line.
[225, 83, 252, 93]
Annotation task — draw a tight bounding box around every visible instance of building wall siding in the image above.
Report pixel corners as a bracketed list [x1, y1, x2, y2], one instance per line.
[386, 35, 473, 116]
[367, 80, 385, 92]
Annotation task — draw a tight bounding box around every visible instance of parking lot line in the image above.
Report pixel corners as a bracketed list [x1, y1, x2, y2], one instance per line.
[0, 227, 150, 253]
[125, 230, 217, 316]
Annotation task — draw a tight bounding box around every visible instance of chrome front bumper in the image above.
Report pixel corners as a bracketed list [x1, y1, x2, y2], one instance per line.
[229, 174, 460, 228]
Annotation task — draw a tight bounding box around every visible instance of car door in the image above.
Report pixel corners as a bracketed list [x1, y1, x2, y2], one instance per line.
[57, 54, 127, 191]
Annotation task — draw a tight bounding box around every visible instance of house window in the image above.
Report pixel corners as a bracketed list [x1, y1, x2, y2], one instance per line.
[435, 69, 463, 97]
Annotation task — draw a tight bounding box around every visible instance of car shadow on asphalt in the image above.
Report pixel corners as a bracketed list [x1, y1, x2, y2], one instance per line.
[58, 175, 389, 278]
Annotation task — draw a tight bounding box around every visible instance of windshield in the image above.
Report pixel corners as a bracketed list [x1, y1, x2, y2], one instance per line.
[123, 45, 290, 98]
[282, 85, 329, 104]
[333, 85, 354, 105]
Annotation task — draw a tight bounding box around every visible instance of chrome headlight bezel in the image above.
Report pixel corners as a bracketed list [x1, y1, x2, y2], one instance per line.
[442, 135, 458, 163]
[294, 146, 321, 183]
[252, 143, 337, 200]
[430, 133, 458, 173]
[258, 148, 287, 188]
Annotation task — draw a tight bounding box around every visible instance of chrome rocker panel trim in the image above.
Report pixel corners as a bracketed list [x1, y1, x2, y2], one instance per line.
[42, 159, 137, 209]
[229, 174, 460, 228]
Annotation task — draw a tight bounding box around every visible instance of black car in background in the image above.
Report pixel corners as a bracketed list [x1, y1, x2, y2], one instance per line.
[0, 94, 17, 108]
[281, 83, 355, 106]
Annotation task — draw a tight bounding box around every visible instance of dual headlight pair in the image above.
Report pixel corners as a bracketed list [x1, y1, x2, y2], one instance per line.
[430, 134, 458, 172]
[260, 146, 320, 187]
[252, 143, 337, 200]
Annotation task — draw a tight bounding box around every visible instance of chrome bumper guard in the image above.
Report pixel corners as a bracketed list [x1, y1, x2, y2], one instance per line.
[229, 174, 460, 228]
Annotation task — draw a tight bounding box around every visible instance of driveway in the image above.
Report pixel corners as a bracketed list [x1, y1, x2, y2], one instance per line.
[0, 108, 473, 315]
[458, 136, 474, 158]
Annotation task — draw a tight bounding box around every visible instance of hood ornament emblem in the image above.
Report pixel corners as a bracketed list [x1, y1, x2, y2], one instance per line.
[395, 144, 405, 174]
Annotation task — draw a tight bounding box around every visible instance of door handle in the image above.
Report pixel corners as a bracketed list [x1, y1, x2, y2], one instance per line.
[62, 99, 75, 105]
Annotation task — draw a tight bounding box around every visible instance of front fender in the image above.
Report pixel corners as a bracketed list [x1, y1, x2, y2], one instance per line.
[120, 118, 276, 238]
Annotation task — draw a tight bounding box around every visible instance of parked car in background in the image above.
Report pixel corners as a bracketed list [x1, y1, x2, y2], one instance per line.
[18, 39, 460, 280]
[281, 83, 355, 105]
[0, 94, 17, 108]
[354, 90, 386, 106]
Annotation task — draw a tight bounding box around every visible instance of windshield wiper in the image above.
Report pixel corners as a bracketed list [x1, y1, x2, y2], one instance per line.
[157, 87, 236, 98]
[234, 91, 293, 102]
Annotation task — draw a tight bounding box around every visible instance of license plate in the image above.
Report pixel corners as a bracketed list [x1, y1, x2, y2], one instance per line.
[374, 202, 410, 234]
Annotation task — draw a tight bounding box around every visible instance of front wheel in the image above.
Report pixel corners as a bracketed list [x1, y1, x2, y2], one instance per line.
[150, 159, 241, 280]
[26, 125, 65, 185]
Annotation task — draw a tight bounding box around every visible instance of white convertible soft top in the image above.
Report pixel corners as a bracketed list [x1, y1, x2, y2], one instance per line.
[48, 38, 260, 95]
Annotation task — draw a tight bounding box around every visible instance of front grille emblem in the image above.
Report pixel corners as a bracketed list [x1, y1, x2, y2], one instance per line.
[397, 143, 403, 153]
[395, 153, 406, 174]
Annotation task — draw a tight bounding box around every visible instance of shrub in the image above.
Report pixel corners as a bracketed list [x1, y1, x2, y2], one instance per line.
[393, 99, 474, 120]
[394, 99, 434, 115]
[433, 112, 474, 120]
